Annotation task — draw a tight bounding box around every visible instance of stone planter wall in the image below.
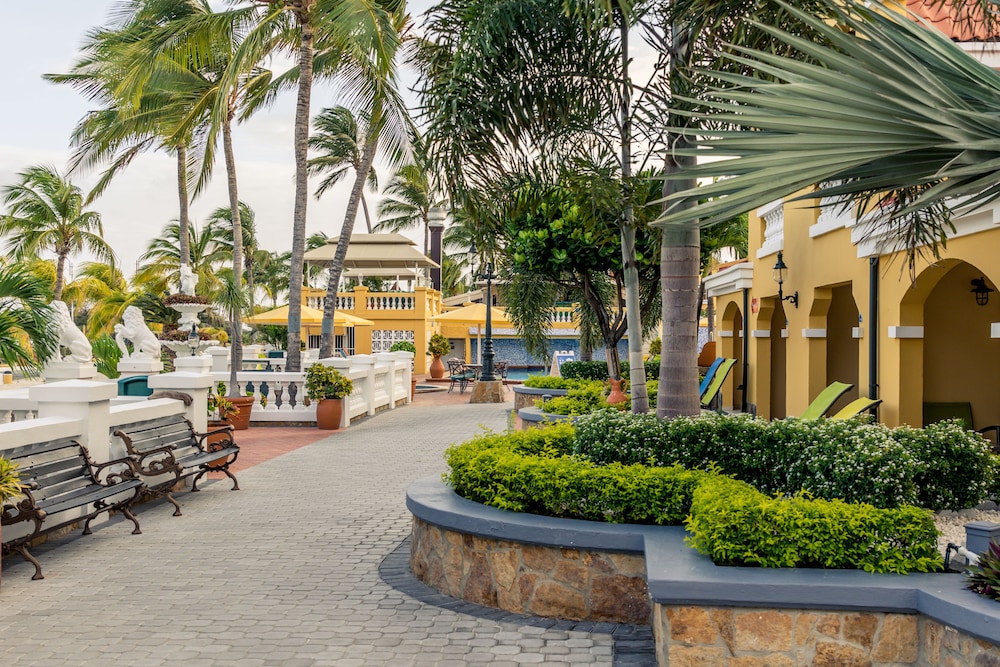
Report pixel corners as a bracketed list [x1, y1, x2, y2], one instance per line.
[512, 385, 567, 410]
[411, 517, 650, 624]
[654, 605, 1000, 666]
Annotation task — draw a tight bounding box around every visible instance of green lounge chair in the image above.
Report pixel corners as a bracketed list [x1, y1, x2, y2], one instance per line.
[799, 381, 853, 420]
[700, 358, 737, 410]
[830, 396, 882, 420]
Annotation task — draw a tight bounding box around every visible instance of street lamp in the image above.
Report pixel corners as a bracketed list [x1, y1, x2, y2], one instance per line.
[186, 323, 200, 356]
[470, 242, 497, 382]
[772, 250, 799, 308]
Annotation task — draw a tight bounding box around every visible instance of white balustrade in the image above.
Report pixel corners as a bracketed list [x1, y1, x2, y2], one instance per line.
[756, 198, 785, 258]
[367, 295, 415, 311]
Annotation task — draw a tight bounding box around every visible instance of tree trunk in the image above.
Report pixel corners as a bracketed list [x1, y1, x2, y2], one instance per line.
[285, 6, 315, 373]
[223, 116, 244, 397]
[361, 193, 373, 233]
[177, 142, 191, 267]
[321, 137, 379, 358]
[54, 249, 67, 301]
[617, 14, 649, 414]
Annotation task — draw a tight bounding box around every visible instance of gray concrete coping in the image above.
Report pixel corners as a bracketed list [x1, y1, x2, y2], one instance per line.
[407, 477, 1000, 645]
[511, 385, 569, 397]
[517, 406, 579, 425]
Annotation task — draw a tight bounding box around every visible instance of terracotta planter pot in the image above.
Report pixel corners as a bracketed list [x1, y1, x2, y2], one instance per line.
[429, 355, 446, 379]
[411, 377, 417, 400]
[606, 378, 628, 405]
[316, 397, 344, 430]
[226, 396, 254, 430]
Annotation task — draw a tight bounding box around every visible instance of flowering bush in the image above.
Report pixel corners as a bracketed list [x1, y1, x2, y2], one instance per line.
[305, 364, 353, 400]
[207, 391, 236, 421]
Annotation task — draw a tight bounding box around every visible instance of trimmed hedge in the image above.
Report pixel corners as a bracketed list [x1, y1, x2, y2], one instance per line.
[573, 411, 996, 510]
[560, 359, 660, 381]
[686, 476, 941, 573]
[522, 376, 587, 390]
[444, 428, 943, 573]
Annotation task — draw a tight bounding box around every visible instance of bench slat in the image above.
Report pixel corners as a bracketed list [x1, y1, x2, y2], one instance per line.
[40, 479, 143, 516]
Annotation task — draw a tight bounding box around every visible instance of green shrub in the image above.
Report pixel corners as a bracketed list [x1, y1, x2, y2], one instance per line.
[648, 338, 661, 356]
[685, 476, 941, 574]
[427, 333, 451, 357]
[523, 375, 584, 390]
[445, 428, 704, 524]
[890, 419, 996, 510]
[560, 360, 609, 381]
[574, 411, 995, 510]
[539, 383, 622, 415]
[389, 341, 416, 354]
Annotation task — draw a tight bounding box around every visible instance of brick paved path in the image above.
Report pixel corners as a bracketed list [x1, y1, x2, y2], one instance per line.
[0, 399, 653, 666]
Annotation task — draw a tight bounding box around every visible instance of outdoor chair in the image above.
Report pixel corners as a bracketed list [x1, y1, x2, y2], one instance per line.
[494, 360, 511, 391]
[447, 359, 476, 394]
[700, 358, 737, 410]
[830, 396, 882, 420]
[798, 381, 853, 420]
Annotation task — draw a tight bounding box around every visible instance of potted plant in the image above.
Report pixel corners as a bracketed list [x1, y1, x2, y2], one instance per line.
[427, 333, 451, 379]
[305, 363, 354, 430]
[390, 341, 418, 398]
[0, 457, 24, 589]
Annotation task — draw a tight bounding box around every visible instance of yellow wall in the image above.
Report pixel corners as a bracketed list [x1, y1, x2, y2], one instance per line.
[714, 193, 1000, 427]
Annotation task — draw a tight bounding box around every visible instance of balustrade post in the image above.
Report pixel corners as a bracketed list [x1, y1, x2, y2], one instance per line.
[148, 371, 214, 433]
[207, 347, 230, 372]
[374, 353, 398, 409]
[392, 350, 414, 404]
[30, 380, 116, 461]
[346, 354, 376, 417]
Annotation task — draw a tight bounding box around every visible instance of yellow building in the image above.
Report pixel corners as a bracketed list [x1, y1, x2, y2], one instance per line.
[706, 194, 1000, 429]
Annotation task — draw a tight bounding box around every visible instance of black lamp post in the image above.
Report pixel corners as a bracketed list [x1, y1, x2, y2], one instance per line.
[772, 250, 799, 308]
[470, 242, 497, 382]
[187, 323, 200, 356]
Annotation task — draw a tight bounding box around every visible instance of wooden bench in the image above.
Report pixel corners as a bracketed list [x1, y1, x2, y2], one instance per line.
[1, 438, 143, 580]
[113, 414, 240, 517]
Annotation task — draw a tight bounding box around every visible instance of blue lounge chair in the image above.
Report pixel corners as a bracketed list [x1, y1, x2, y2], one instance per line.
[700, 358, 737, 410]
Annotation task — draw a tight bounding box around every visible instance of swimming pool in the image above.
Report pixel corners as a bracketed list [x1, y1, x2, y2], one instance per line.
[503, 367, 547, 382]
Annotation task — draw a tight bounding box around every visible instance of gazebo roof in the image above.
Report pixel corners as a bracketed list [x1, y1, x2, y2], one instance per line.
[303, 233, 440, 270]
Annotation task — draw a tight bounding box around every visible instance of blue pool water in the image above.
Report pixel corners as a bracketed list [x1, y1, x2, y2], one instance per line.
[504, 367, 547, 382]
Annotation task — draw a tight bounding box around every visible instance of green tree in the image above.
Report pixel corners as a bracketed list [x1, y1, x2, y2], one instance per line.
[375, 162, 438, 254]
[308, 106, 378, 232]
[0, 165, 115, 300]
[135, 220, 226, 297]
[657, 2, 999, 279]
[0, 265, 59, 373]
[207, 201, 265, 306]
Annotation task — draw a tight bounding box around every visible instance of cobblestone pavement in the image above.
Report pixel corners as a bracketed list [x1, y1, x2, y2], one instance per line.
[0, 400, 654, 666]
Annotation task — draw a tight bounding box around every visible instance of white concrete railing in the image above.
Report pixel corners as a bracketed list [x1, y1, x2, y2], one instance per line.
[367, 294, 415, 310]
[0, 352, 413, 460]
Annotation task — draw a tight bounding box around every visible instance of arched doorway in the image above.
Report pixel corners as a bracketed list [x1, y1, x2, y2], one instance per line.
[919, 261, 1000, 429]
[826, 284, 860, 415]
[769, 300, 787, 419]
[720, 301, 745, 411]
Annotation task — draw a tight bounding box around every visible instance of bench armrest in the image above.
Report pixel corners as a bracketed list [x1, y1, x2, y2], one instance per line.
[90, 456, 142, 486]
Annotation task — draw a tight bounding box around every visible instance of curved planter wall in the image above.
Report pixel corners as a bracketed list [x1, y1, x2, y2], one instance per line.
[408, 477, 1000, 666]
[512, 385, 568, 411]
[516, 407, 579, 430]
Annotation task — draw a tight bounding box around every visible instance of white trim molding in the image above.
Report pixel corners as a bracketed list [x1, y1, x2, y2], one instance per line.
[704, 262, 754, 298]
[751, 330, 770, 338]
[802, 328, 827, 338]
[852, 327, 865, 339]
[888, 326, 924, 339]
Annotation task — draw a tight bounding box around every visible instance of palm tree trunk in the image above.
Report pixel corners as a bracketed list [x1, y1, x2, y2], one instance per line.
[54, 248, 68, 301]
[618, 14, 649, 414]
[285, 4, 315, 373]
[223, 116, 244, 397]
[361, 193, 373, 233]
[177, 142, 191, 267]
[321, 137, 379, 358]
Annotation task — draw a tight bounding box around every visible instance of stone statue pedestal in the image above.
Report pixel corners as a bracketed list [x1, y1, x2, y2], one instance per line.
[118, 359, 164, 378]
[44, 361, 99, 381]
[173, 355, 212, 374]
[468, 380, 506, 404]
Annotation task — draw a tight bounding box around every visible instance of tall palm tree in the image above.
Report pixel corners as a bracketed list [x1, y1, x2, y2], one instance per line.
[0, 165, 115, 300]
[45, 0, 215, 268]
[256, 250, 292, 308]
[61, 261, 140, 337]
[375, 162, 436, 254]
[658, 1, 1000, 278]
[0, 265, 59, 373]
[135, 220, 226, 297]
[207, 201, 264, 305]
[317, 9, 414, 358]
[307, 106, 378, 232]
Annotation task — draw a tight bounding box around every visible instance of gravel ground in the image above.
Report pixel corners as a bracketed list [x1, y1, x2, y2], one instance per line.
[934, 502, 1000, 558]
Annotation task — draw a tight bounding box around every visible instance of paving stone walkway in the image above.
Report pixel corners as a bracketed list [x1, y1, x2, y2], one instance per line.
[0, 399, 654, 666]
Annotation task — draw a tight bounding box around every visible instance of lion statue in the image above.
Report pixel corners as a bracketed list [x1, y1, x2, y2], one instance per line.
[115, 306, 161, 359]
[52, 300, 92, 363]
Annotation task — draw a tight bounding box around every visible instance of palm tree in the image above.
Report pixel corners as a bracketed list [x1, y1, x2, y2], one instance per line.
[658, 2, 1000, 279]
[0, 165, 115, 300]
[0, 265, 59, 373]
[256, 250, 291, 308]
[316, 9, 414, 358]
[45, 0, 215, 268]
[135, 220, 226, 297]
[308, 106, 378, 232]
[375, 162, 437, 255]
[207, 201, 264, 305]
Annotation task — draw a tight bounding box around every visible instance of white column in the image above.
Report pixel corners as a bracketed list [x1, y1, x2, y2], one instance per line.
[30, 380, 117, 462]
[393, 350, 414, 404]
[147, 372, 214, 433]
[207, 346, 230, 373]
[348, 355, 377, 417]
[374, 353, 397, 409]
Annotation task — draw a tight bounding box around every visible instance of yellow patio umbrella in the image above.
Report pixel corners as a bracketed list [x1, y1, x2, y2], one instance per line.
[244, 304, 374, 327]
[433, 303, 513, 362]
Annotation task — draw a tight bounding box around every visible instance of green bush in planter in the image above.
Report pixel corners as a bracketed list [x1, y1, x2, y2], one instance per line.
[522, 375, 586, 390]
[304, 363, 353, 400]
[427, 333, 451, 357]
[560, 360, 609, 381]
[0, 457, 24, 504]
[389, 340, 416, 354]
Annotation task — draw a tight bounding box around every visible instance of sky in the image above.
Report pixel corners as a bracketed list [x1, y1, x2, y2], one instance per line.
[0, 1, 431, 277]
